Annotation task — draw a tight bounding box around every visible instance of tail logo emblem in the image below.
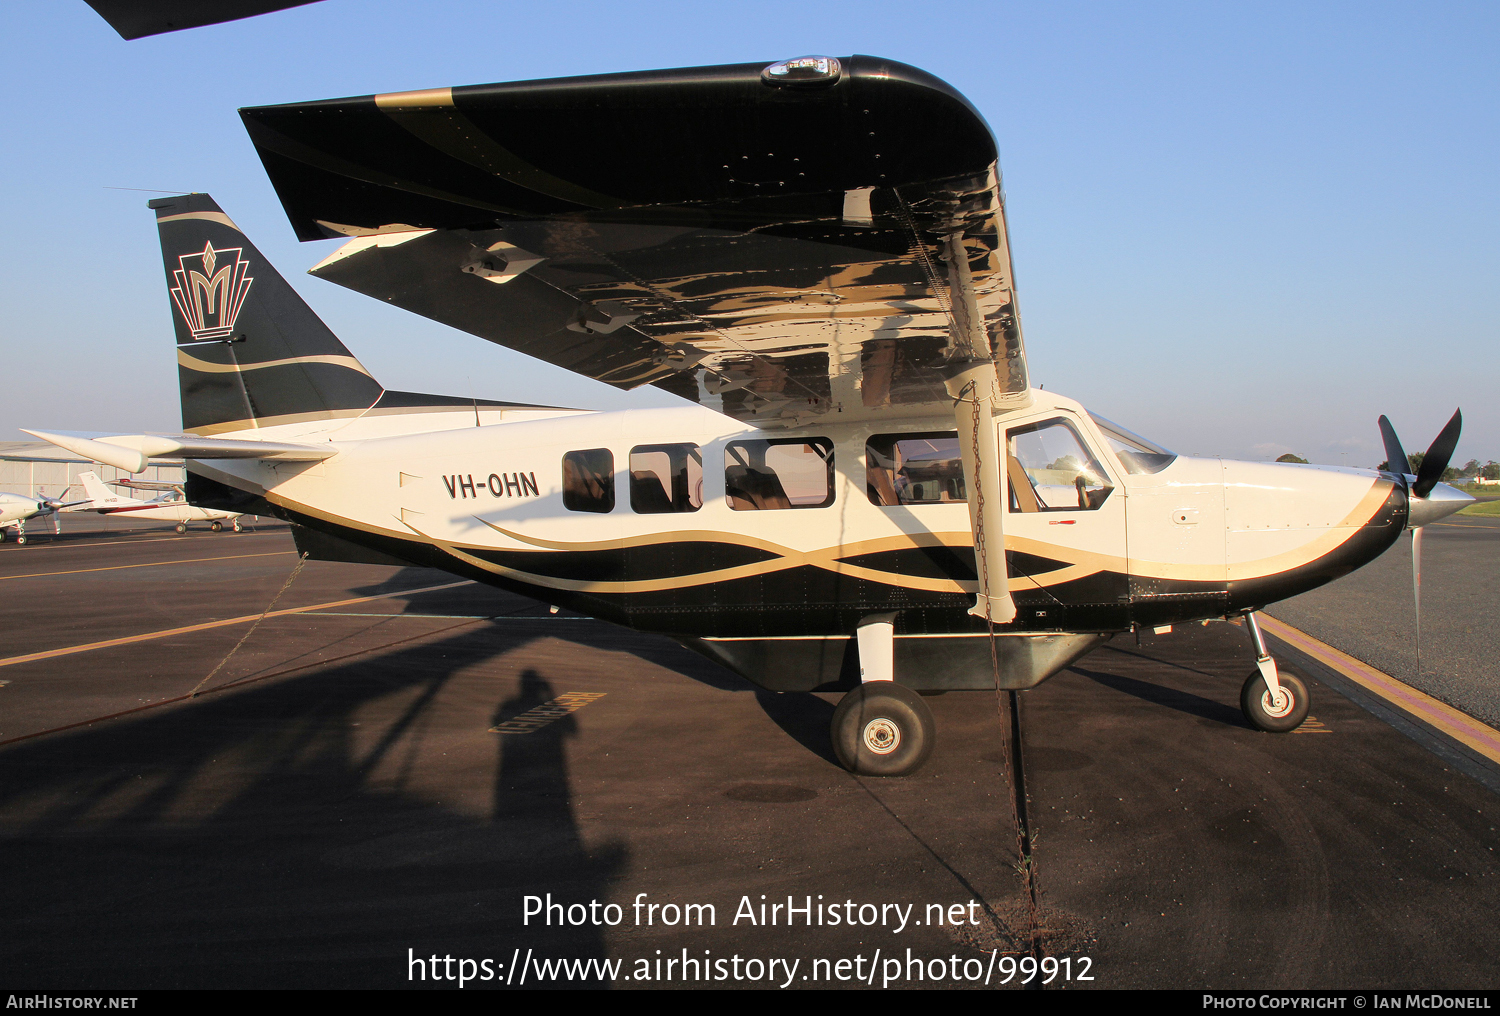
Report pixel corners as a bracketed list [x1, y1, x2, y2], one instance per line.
[170, 242, 254, 341]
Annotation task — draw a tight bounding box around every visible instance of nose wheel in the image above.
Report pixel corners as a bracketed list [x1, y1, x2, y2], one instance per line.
[1240, 611, 1311, 732]
[1241, 669, 1309, 732]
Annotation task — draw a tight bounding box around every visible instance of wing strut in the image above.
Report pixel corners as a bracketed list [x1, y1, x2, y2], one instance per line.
[937, 233, 1017, 624]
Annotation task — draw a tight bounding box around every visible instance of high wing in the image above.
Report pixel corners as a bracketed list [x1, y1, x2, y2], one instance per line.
[241, 56, 1030, 427]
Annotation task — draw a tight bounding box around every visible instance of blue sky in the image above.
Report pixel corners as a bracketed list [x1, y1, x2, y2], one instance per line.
[2, 1, 1495, 466]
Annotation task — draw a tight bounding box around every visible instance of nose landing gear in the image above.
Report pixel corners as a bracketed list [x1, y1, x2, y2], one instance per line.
[1240, 611, 1310, 732]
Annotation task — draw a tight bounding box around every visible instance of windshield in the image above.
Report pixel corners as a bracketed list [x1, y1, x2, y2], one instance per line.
[1089, 414, 1178, 474]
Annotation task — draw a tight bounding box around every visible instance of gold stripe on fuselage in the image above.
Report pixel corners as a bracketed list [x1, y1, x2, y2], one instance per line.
[196, 466, 1391, 598]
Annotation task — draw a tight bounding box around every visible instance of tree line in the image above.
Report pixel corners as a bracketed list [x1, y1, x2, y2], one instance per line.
[1274, 451, 1499, 480]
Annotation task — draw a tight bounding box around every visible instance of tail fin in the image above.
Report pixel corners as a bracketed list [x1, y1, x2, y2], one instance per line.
[78, 471, 125, 507]
[150, 193, 385, 435]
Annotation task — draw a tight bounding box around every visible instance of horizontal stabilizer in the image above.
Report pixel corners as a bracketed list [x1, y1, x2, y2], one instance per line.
[22, 429, 337, 474]
[109, 478, 184, 493]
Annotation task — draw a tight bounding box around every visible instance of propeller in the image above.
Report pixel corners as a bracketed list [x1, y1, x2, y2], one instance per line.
[1376, 408, 1466, 678]
[1413, 409, 1463, 499]
[1378, 408, 1463, 497]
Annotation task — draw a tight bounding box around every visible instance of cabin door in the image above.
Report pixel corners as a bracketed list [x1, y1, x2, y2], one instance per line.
[1000, 412, 1130, 630]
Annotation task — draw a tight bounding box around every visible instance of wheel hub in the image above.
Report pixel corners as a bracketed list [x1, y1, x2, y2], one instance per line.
[1260, 687, 1293, 718]
[861, 717, 901, 755]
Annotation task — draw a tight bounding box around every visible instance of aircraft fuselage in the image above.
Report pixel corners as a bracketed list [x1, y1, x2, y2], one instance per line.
[185, 389, 1408, 692]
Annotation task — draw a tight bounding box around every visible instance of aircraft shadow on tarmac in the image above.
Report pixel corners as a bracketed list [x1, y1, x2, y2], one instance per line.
[0, 622, 629, 988]
[348, 566, 747, 691]
[1070, 650, 1254, 729]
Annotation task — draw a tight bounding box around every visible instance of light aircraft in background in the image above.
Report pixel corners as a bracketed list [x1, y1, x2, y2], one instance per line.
[0, 489, 88, 544]
[29, 57, 1473, 775]
[72, 471, 243, 534]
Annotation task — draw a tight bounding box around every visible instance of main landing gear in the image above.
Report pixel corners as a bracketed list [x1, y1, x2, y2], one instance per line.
[1240, 611, 1310, 732]
[831, 614, 935, 777]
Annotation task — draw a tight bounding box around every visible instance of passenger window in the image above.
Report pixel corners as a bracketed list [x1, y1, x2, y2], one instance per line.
[867, 432, 967, 506]
[630, 444, 702, 514]
[1006, 418, 1114, 512]
[724, 439, 834, 510]
[562, 449, 614, 513]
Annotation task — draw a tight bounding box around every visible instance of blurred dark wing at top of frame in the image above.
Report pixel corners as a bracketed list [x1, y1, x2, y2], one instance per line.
[85, 0, 324, 39]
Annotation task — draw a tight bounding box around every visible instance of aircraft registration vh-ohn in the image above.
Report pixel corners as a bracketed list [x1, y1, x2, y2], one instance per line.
[30, 56, 1474, 775]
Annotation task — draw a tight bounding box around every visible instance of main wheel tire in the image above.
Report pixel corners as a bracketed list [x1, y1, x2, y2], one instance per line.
[1241, 669, 1310, 733]
[210, 521, 223, 532]
[831, 683, 935, 777]
[175, 524, 187, 534]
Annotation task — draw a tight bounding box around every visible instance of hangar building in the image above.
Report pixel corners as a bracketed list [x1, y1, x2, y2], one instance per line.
[0, 441, 184, 499]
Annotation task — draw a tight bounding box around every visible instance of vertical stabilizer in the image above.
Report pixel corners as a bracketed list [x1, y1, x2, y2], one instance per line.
[150, 193, 384, 435]
[78, 471, 127, 508]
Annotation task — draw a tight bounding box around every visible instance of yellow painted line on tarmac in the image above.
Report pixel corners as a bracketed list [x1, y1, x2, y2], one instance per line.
[1259, 614, 1500, 766]
[0, 531, 286, 553]
[0, 551, 294, 582]
[0, 580, 476, 669]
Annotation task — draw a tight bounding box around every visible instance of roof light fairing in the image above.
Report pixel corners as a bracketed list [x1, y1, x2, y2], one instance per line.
[761, 56, 842, 88]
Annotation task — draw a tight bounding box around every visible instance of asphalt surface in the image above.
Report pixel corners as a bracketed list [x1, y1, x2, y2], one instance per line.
[1, 517, 1498, 989]
[1266, 517, 1500, 727]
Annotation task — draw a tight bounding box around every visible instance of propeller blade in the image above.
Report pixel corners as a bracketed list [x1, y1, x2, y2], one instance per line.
[1377, 415, 1409, 485]
[1413, 408, 1463, 499]
[1411, 526, 1423, 677]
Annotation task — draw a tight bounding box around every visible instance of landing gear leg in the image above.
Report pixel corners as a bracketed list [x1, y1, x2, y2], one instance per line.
[830, 614, 935, 776]
[15, 522, 26, 545]
[232, 520, 242, 533]
[1240, 611, 1309, 732]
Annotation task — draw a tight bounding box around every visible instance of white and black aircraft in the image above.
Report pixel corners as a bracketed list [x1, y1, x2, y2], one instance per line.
[31, 57, 1473, 775]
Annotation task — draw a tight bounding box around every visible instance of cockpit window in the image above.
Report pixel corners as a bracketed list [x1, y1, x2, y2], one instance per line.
[1089, 414, 1178, 474]
[1007, 418, 1114, 511]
